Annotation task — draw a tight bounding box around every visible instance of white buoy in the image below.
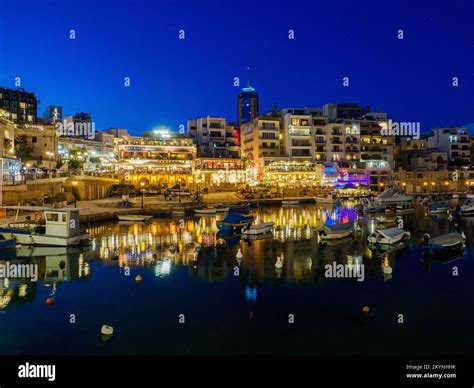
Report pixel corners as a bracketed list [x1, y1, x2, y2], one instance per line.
[461, 231, 466, 240]
[275, 257, 283, 269]
[383, 266, 393, 274]
[101, 325, 114, 336]
[236, 248, 243, 260]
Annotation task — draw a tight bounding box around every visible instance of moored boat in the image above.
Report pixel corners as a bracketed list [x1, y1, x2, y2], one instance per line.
[318, 222, 354, 240]
[117, 214, 153, 222]
[376, 187, 413, 204]
[315, 194, 341, 205]
[0, 208, 89, 247]
[460, 200, 474, 216]
[282, 200, 300, 206]
[422, 232, 466, 253]
[374, 214, 397, 224]
[428, 203, 451, 215]
[194, 207, 217, 215]
[395, 203, 415, 214]
[242, 221, 274, 235]
[217, 212, 254, 232]
[367, 227, 411, 245]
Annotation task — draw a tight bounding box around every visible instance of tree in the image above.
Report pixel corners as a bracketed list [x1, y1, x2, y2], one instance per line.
[15, 135, 34, 160]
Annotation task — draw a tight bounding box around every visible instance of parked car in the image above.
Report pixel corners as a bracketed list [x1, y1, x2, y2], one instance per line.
[109, 184, 139, 197]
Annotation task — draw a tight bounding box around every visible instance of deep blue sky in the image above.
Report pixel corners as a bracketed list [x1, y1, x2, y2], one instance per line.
[1, 0, 473, 135]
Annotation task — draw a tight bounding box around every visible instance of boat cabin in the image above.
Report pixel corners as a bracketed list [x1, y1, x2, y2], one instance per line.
[43, 210, 81, 238]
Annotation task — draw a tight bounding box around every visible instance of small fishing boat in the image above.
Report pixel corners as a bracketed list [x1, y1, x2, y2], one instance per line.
[395, 203, 415, 214]
[367, 227, 411, 245]
[0, 208, 89, 246]
[215, 206, 229, 213]
[422, 232, 466, 253]
[282, 200, 299, 206]
[117, 214, 153, 222]
[428, 203, 451, 215]
[318, 222, 354, 240]
[315, 194, 341, 205]
[152, 211, 172, 218]
[242, 221, 274, 235]
[194, 207, 217, 215]
[217, 212, 254, 232]
[359, 197, 385, 213]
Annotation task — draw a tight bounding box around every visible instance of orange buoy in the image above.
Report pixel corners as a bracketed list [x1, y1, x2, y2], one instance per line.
[45, 297, 54, 306]
[362, 305, 370, 313]
[135, 275, 142, 283]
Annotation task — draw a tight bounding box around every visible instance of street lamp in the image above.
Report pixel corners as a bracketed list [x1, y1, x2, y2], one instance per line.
[71, 180, 79, 208]
[140, 181, 145, 209]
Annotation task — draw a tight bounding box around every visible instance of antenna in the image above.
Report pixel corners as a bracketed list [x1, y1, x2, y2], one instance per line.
[246, 66, 250, 88]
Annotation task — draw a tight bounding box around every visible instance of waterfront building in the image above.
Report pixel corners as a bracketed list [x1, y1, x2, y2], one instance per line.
[194, 157, 253, 191]
[0, 87, 37, 125]
[116, 135, 196, 189]
[390, 169, 467, 193]
[241, 115, 283, 178]
[428, 127, 471, 166]
[187, 116, 239, 158]
[13, 123, 58, 168]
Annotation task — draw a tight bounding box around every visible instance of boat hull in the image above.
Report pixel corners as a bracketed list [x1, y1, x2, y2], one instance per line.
[117, 215, 153, 221]
[0, 229, 89, 247]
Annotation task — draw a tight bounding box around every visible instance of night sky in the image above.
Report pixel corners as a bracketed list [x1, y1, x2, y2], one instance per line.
[1, 0, 473, 135]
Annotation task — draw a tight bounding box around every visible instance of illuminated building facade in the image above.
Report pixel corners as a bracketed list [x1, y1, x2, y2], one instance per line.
[0, 87, 37, 125]
[194, 157, 255, 190]
[116, 136, 196, 189]
[187, 116, 240, 158]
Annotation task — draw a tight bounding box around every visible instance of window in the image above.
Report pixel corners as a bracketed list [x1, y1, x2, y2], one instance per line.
[32, 137, 37, 143]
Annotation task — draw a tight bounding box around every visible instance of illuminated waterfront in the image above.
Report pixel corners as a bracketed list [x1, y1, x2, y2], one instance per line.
[0, 204, 473, 355]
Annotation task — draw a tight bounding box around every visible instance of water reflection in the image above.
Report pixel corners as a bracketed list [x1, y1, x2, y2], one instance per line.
[0, 204, 469, 312]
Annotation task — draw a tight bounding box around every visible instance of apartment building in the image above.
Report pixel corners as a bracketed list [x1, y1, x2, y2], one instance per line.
[187, 116, 240, 158]
[428, 127, 471, 166]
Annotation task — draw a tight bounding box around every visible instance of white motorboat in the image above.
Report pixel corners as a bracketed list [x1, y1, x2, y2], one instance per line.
[428, 203, 451, 215]
[395, 203, 415, 214]
[215, 206, 229, 213]
[242, 221, 274, 235]
[315, 194, 341, 205]
[117, 214, 153, 222]
[367, 227, 411, 245]
[376, 188, 413, 204]
[359, 197, 385, 213]
[0, 208, 89, 246]
[194, 207, 217, 215]
[282, 200, 300, 206]
[318, 222, 354, 240]
[460, 200, 474, 216]
[422, 232, 466, 253]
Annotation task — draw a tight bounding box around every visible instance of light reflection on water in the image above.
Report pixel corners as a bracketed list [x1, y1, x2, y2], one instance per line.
[0, 203, 473, 355]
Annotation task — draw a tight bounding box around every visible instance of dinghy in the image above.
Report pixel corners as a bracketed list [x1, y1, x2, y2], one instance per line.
[318, 222, 354, 240]
[367, 227, 411, 245]
[242, 221, 274, 236]
[117, 214, 153, 222]
[422, 232, 466, 253]
[194, 207, 217, 215]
